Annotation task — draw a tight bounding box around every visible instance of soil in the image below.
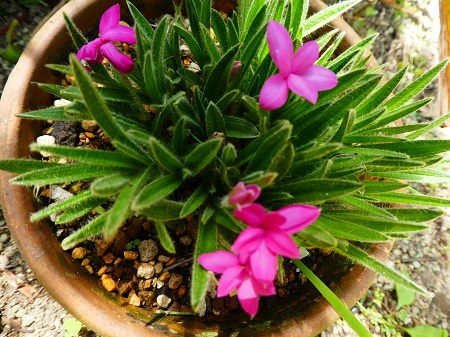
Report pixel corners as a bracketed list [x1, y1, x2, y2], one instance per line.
[1, 0, 449, 336]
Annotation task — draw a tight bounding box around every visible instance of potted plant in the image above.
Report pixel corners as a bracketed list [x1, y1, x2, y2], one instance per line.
[0, 0, 448, 336]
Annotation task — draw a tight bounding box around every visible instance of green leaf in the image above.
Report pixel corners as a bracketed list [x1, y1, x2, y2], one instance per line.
[373, 168, 450, 183]
[173, 22, 205, 68]
[366, 192, 450, 207]
[0, 159, 60, 174]
[69, 55, 145, 161]
[331, 110, 355, 143]
[55, 195, 108, 224]
[385, 208, 444, 222]
[132, 175, 182, 211]
[206, 102, 227, 136]
[191, 222, 217, 312]
[224, 116, 259, 138]
[127, 1, 154, 41]
[30, 190, 91, 222]
[363, 140, 450, 158]
[339, 195, 396, 219]
[200, 24, 220, 63]
[317, 216, 390, 242]
[245, 122, 292, 174]
[334, 243, 432, 296]
[203, 44, 240, 101]
[355, 65, 408, 117]
[361, 180, 408, 194]
[30, 144, 142, 169]
[302, 0, 361, 36]
[184, 138, 223, 176]
[402, 325, 448, 337]
[211, 9, 229, 51]
[383, 59, 448, 111]
[155, 222, 176, 254]
[295, 224, 337, 248]
[17, 106, 75, 121]
[149, 137, 183, 174]
[214, 205, 244, 232]
[395, 272, 416, 309]
[294, 143, 342, 164]
[324, 212, 429, 233]
[140, 200, 184, 221]
[279, 178, 363, 203]
[63, 12, 87, 50]
[11, 164, 129, 186]
[179, 181, 210, 218]
[267, 142, 295, 179]
[294, 260, 372, 337]
[104, 170, 151, 240]
[90, 174, 132, 197]
[61, 212, 108, 250]
[406, 109, 450, 140]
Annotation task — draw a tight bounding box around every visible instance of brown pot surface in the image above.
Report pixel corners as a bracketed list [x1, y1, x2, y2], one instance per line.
[0, 1, 391, 336]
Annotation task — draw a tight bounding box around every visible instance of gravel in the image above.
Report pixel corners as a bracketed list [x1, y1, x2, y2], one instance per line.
[1, 0, 449, 336]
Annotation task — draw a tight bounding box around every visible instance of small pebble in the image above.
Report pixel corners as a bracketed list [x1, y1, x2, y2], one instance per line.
[179, 235, 192, 246]
[139, 239, 159, 262]
[137, 263, 155, 279]
[50, 186, 73, 202]
[36, 135, 56, 157]
[154, 262, 163, 275]
[101, 274, 117, 292]
[128, 291, 141, 307]
[156, 294, 172, 309]
[53, 98, 71, 107]
[71, 247, 90, 260]
[0, 233, 8, 243]
[168, 273, 183, 289]
[124, 251, 139, 260]
[158, 255, 170, 263]
[22, 314, 35, 327]
[159, 271, 171, 282]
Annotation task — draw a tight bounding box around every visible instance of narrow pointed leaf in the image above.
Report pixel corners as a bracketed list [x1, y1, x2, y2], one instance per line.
[149, 137, 183, 174]
[61, 212, 108, 250]
[155, 221, 176, 254]
[191, 222, 217, 312]
[133, 175, 182, 211]
[184, 138, 223, 175]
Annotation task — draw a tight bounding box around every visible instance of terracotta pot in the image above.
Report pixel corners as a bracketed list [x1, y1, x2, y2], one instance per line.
[0, 1, 391, 336]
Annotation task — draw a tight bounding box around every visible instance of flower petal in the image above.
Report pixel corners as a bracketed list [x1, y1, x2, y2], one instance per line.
[267, 20, 292, 76]
[277, 204, 321, 234]
[77, 39, 103, 63]
[99, 4, 121, 35]
[101, 26, 137, 44]
[258, 74, 289, 110]
[301, 65, 338, 91]
[198, 251, 238, 274]
[229, 182, 261, 206]
[231, 228, 265, 254]
[217, 265, 244, 297]
[250, 240, 278, 283]
[251, 277, 276, 296]
[237, 277, 259, 316]
[292, 41, 319, 73]
[99, 42, 134, 74]
[266, 230, 300, 258]
[261, 212, 286, 230]
[233, 203, 266, 227]
[287, 73, 318, 104]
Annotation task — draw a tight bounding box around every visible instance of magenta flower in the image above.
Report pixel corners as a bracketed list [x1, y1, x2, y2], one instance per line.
[258, 20, 338, 110]
[229, 181, 261, 206]
[77, 4, 136, 74]
[232, 203, 320, 283]
[198, 250, 275, 316]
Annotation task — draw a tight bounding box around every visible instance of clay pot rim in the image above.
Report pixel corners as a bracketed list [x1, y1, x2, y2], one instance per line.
[0, 1, 389, 336]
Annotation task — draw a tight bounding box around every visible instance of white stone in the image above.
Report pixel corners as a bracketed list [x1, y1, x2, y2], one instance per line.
[53, 98, 71, 107]
[50, 186, 73, 202]
[156, 294, 171, 309]
[21, 314, 35, 327]
[36, 135, 56, 157]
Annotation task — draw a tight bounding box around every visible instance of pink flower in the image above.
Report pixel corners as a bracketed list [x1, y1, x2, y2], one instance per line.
[229, 181, 261, 206]
[198, 250, 275, 316]
[77, 4, 136, 74]
[232, 203, 320, 283]
[258, 20, 338, 110]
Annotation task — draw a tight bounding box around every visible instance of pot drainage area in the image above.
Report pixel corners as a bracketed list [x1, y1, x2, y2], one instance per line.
[1, 0, 449, 336]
